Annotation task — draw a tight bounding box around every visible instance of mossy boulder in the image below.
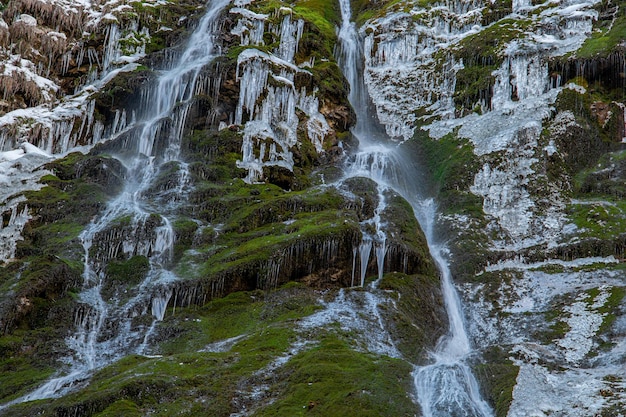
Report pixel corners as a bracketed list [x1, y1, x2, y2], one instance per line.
[379, 272, 446, 363]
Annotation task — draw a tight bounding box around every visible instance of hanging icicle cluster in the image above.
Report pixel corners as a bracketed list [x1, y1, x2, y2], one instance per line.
[232, 7, 331, 183]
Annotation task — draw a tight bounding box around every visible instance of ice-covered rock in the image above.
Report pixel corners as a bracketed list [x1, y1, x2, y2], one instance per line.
[233, 10, 331, 183]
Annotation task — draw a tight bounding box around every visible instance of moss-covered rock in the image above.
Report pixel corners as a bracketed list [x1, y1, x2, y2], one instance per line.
[0, 152, 130, 403]
[451, 18, 533, 113]
[93, 67, 155, 125]
[261, 335, 416, 416]
[0, 278, 444, 416]
[474, 346, 519, 417]
[379, 272, 446, 363]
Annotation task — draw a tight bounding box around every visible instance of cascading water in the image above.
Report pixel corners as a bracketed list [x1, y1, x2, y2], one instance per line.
[0, 0, 230, 407]
[336, 0, 492, 415]
[411, 201, 492, 417]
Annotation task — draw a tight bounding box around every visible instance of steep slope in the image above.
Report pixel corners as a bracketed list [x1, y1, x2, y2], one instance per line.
[358, 0, 626, 415]
[0, 0, 445, 416]
[1, 0, 626, 415]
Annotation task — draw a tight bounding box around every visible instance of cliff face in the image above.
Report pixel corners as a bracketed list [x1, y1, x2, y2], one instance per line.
[0, 0, 444, 415]
[358, 0, 626, 415]
[0, 0, 625, 415]
[362, 1, 626, 415]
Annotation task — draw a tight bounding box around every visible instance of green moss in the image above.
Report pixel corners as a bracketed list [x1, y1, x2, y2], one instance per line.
[0, 332, 57, 402]
[382, 193, 437, 274]
[224, 186, 344, 232]
[259, 335, 415, 416]
[293, 0, 340, 42]
[577, 8, 626, 58]
[545, 319, 570, 342]
[589, 286, 626, 340]
[378, 272, 444, 362]
[172, 218, 199, 260]
[104, 256, 150, 293]
[529, 263, 566, 274]
[566, 201, 626, 239]
[183, 128, 246, 183]
[19, 221, 85, 260]
[413, 130, 483, 215]
[158, 283, 321, 354]
[95, 399, 142, 417]
[351, 0, 405, 27]
[198, 207, 359, 282]
[548, 88, 626, 204]
[474, 346, 519, 417]
[226, 44, 274, 60]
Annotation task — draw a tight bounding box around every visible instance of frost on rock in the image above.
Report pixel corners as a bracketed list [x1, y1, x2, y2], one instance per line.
[362, 0, 597, 142]
[470, 126, 538, 240]
[508, 361, 609, 417]
[464, 262, 626, 416]
[419, 1, 595, 246]
[0, 0, 185, 263]
[362, 5, 478, 140]
[468, 122, 568, 247]
[232, 10, 331, 183]
[300, 288, 401, 358]
[556, 288, 609, 364]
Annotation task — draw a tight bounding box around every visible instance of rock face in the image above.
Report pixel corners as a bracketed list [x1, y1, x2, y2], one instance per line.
[357, 0, 626, 415]
[0, 1, 443, 416]
[0, 0, 625, 416]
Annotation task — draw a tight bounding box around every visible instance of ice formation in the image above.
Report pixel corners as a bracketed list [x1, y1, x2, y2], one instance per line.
[233, 10, 330, 183]
[0, 0, 169, 263]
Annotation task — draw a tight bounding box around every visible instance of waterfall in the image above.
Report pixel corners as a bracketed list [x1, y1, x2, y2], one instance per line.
[336, 0, 492, 415]
[0, 0, 231, 407]
[412, 200, 492, 417]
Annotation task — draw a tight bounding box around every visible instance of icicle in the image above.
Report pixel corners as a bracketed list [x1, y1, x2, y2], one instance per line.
[0, 202, 30, 261]
[351, 247, 357, 287]
[359, 239, 372, 287]
[375, 238, 387, 282]
[151, 291, 173, 321]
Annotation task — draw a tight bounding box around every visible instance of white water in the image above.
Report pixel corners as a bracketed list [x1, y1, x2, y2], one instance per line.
[0, 0, 230, 408]
[412, 202, 492, 417]
[336, 0, 492, 415]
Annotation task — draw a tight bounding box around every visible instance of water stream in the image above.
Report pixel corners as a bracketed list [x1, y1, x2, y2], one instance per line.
[336, 0, 493, 415]
[0, 0, 230, 407]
